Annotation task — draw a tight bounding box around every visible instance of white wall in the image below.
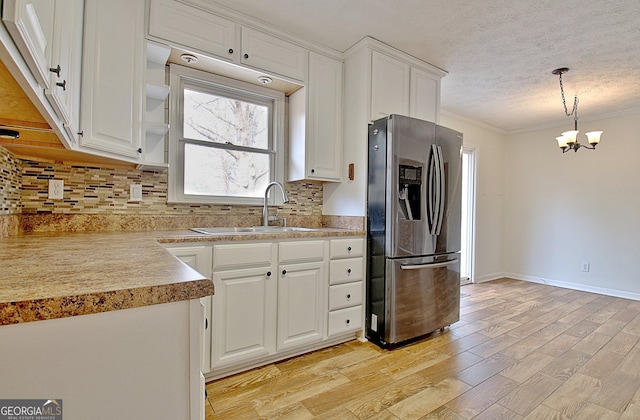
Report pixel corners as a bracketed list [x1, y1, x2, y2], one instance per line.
[503, 111, 640, 299]
[440, 112, 507, 282]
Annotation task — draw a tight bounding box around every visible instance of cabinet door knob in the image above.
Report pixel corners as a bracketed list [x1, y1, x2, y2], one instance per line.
[266, 271, 272, 277]
[228, 48, 234, 54]
[346, 294, 351, 299]
[56, 80, 67, 91]
[311, 168, 315, 173]
[205, 318, 208, 330]
[347, 268, 352, 274]
[49, 64, 61, 77]
[243, 53, 249, 59]
[282, 269, 287, 275]
[346, 319, 350, 325]
[137, 148, 142, 154]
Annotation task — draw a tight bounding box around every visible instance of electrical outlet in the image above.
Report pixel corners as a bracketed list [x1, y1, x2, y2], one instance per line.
[48, 179, 64, 199]
[581, 262, 590, 272]
[130, 184, 143, 202]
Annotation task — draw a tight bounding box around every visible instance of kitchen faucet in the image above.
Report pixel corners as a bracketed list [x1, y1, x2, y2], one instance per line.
[263, 181, 289, 226]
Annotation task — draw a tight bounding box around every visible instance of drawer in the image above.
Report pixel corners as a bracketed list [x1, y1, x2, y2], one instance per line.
[329, 282, 363, 311]
[279, 240, 325, 264]
[213, 242, 274, 270]
[328, 306, 362, 336]
[330, 237, 364, 259]
[329, 258, 363, 285]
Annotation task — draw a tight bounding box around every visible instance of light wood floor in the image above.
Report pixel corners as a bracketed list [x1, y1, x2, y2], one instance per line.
[205, 278, 640, 419]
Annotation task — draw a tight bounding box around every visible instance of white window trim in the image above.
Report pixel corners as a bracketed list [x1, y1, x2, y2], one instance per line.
[167, 64, 285, 205]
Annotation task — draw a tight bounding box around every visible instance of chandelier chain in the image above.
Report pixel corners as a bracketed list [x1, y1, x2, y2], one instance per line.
[558, 72, 578, 121]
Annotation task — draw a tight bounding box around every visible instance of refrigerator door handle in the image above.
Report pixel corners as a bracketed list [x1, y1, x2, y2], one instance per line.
[400, 258, 459, 270]
[427, 144, 438, 234]
[434, 145, 446, 235]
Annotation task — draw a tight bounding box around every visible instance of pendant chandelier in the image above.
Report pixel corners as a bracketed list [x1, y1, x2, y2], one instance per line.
[552, 68, 603, 153]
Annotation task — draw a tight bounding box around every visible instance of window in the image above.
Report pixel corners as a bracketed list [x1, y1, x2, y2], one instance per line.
[168, 64, 285, 205]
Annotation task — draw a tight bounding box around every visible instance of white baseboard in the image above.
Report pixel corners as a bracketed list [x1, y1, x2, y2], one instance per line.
[474, 272, 507, 284]
[503, 272, 640, 301]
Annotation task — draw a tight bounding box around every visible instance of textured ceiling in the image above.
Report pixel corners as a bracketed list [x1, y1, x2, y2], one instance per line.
[209, 0, 640, 132]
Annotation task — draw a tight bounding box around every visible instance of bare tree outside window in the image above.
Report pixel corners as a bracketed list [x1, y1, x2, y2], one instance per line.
[183, 89, 271, 197]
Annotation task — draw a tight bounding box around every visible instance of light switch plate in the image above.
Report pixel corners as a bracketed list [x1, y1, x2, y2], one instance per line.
[130, 184, 143, 202]
[48, 179, 64, 199]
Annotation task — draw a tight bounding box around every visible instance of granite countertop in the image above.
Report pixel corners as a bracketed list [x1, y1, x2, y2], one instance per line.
[0, 227, 364, 325]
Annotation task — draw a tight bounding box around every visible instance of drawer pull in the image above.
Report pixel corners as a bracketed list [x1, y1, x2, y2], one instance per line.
[346, 294, 351, 299]
[347, 268, 352, 274]
[347, 246, 352, 252]
[346, 319, 350, 325]
[56, 80, 67, 91]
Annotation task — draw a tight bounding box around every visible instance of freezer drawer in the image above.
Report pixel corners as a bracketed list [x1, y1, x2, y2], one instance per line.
[368, 253, 460, 346]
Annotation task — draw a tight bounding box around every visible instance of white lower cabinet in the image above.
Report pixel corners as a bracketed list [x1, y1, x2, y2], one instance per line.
[166, 235, 364, 380]
[277, 240, 326, 351]
[328, 238, 365, 338]
[212, 266, 277, 368]
[211, 242, 277, 369]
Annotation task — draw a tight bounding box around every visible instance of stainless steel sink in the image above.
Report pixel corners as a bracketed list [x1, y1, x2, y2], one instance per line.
[190, 226, 317, 235]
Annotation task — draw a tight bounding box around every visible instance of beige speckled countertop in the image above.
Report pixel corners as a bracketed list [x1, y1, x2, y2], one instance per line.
[0, 227, 364, 325]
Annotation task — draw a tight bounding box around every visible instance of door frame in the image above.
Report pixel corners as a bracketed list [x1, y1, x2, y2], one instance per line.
[461, 145, 477, 284]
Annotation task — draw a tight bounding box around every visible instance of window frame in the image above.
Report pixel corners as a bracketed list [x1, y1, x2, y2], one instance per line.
[167, 64, 285, 205]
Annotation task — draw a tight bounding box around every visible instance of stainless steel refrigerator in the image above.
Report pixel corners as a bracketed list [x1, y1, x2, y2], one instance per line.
[366, 114, 463, 347]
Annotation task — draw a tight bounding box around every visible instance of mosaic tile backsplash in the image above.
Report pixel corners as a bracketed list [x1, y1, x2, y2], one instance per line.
[0, 145, 328, 234]
[0, 146, 22, 215]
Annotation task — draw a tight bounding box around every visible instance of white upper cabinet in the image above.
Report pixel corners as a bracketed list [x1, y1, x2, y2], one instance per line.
[46, 0, 83, 143]
[240, 27, 307, 82]
[370, 50, 410, 121]
[2, 0, 54, 89]
[289, 52, 343, 182]
[3, 0, 84, 144]
[148, 0, 238, 62]
[410, 67, 439, 123]
[147, 0, 307, 83]
[370, 49, 441, 123]
[79, 0, 145, 160]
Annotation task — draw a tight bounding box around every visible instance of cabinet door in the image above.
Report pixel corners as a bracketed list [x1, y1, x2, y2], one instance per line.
[306, 52, 343, 181]
[241, 27, 307, 82]
[277, 261, 325, 350]
[370, 51, 410, 121]
[2, 0, 54, 88]
[45, 0, 83, 142]
[148, 0, 238, 62]
[79, 0, 144, 159]
[410, 67, 439, 123]
[211, 267, 277, 368]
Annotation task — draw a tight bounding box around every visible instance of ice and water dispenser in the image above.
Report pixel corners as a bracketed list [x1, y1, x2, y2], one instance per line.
[398, 163, 422, 221]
